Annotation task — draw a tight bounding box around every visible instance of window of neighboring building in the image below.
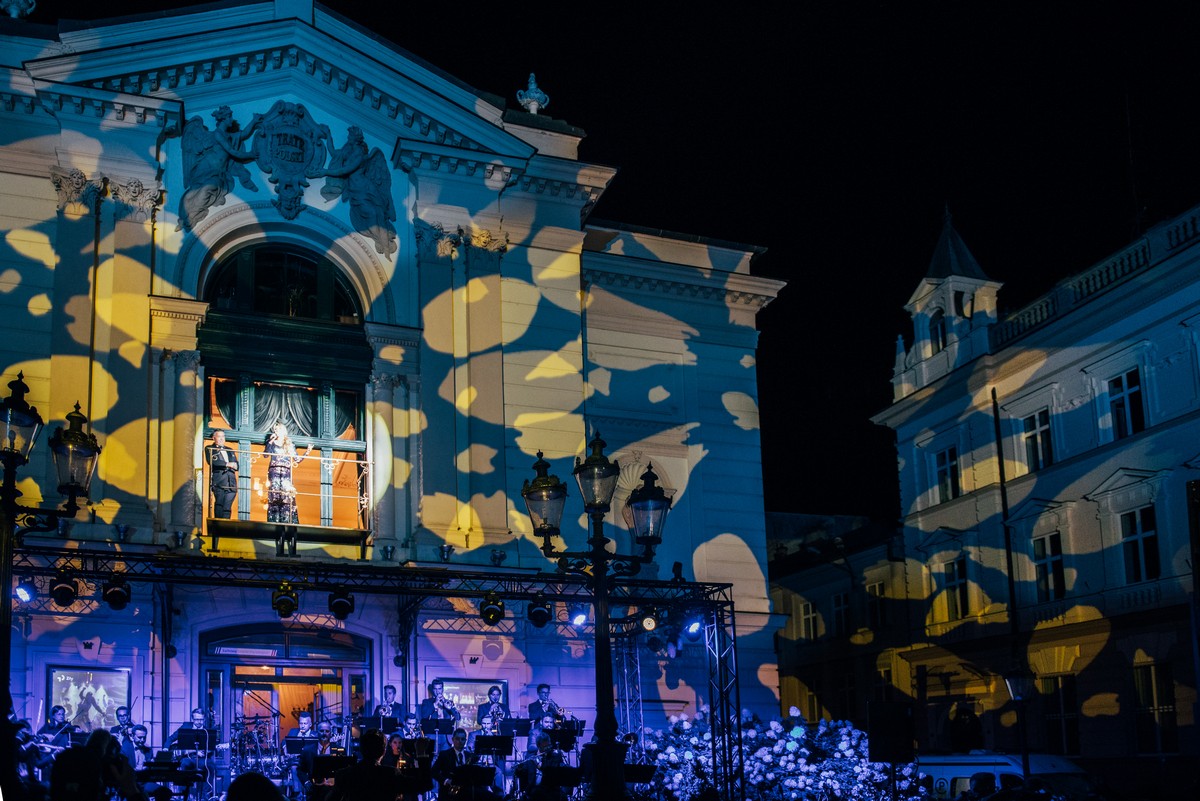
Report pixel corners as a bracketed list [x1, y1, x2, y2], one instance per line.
[1033, 532, 1065, 602]
[1023, 408, 1054, 471]
[1133, 664, 1177, 753]
[935, 446, 960, 503]
[830, 592, 849, 638]
[799, 601, 817, 640]
[929, 309, 947, 355]
[866, 581, 887, 630]
[943, 557, 968, 621]
[1121, 506, 1160, 583]
[805, 680, 822, 723]
[1108, 368, 1145, 440]
[1039, 675, 1080, 755]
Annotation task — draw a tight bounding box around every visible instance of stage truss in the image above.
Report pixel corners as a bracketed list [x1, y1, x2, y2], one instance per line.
[12, 543, 747, 800]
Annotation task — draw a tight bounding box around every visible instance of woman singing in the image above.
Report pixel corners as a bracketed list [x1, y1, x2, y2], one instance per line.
[265, 422, 311, 524]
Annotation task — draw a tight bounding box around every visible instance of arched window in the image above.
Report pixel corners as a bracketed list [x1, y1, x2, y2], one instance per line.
[198, 246, 373, 531]
[929, 309, 947, 356]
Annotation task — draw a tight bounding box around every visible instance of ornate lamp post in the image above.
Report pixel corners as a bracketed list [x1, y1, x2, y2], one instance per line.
[522, 433, 673, 800]
[0, 372, 101, 700]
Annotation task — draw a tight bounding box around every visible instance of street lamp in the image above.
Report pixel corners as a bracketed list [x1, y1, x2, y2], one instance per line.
[521, 433, 673, 800]
[0, 373, 100, 793]
[1003, 667, 1034, 782]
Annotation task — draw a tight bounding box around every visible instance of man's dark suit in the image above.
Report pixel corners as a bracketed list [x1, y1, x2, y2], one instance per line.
[476, 701, 511, 726]
[327, 759, 407, 801]
[527, 700, 557, 722]
[432, 746, 476, 788]
[209, 443, 238, 518]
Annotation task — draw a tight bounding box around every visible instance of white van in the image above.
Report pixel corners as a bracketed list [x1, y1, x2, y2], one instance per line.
[918, 752, 1104, 800]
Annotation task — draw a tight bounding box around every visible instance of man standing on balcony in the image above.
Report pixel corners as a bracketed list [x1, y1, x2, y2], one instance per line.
[209, 429, 239, 519]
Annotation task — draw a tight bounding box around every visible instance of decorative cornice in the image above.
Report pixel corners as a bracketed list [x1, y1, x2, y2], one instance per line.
[584, 267, 778, 311]
[60, 43, 483, 151]
[33, 79, 181, 130]
[48, 165, 105, 213]
[394, 139, 521, 185]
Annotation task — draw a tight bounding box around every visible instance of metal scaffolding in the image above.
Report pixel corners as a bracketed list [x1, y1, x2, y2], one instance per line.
[615, 635, 644, 743]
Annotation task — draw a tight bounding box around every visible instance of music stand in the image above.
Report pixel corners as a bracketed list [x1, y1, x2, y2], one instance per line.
[472, 735, 513, 759]
[421, 719, 454, 737]
[542, 766, 583, 789]
[402, 737, 434, 761]
[174, 730, 215, 751]
[562, 718, 586, 735]
[356, 716, 398, 733]
[548, 729, 577, 751]
[283, 737, 311, 756]
[499, 719, 532, 737]
[311, 755, 355, 782]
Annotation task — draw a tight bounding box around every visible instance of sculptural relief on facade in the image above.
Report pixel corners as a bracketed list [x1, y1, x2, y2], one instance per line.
[49, 166, 105, 213]
[177, 106, 260, 231]
[251, 100, 329, 221]
[175, 101, 398, 255]
[316, 126, 396, 256]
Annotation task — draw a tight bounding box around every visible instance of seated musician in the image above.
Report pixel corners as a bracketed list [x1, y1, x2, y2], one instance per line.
[111, 706, 137, 745]
[124, 725, 172, 801]
[526, 714, 556, 756]
[37, 705, 77, 750]
[431, 728, 475, 790]
[288, 711, 318, 738]
[327, 729, 406, 801]
[399, 712, 423, 741]
[297, 719, 342, 801]
[381, 733, 404, 768]
[513, 731, 567, 801]
[166, 708, 216, 799]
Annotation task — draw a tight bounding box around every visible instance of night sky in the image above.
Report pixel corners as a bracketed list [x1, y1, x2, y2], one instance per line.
[25, 1, 1200, 519]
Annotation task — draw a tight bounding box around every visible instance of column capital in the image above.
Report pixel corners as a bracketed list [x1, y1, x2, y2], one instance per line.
[109, 175, 162, 222]
[50, 165, 105, 214]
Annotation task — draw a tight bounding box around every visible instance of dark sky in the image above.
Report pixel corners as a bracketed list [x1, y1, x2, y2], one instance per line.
[28, 1, 1200, 519]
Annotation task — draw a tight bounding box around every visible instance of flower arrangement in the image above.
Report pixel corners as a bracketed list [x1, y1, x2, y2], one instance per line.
[638, 706, 926, 801]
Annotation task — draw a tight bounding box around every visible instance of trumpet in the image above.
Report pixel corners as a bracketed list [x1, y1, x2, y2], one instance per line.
[489, 703, 505, 722]
[435, 695, 457, 717]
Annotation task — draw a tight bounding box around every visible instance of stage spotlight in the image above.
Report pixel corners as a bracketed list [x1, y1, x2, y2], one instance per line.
[101, 575, 132, 611]
[639, 609, 659, 632]
[272, 581, 299, 618]
[569, 603, 589, 627]
[682, 617, 704, 642]
[645, 630, 668, 653]
[328, 587, 355, 621]
[14, 576, 37, 604]
[50, 571, 78, 608]
[527, 592, 552, 628]
[480, 591, 506, 626]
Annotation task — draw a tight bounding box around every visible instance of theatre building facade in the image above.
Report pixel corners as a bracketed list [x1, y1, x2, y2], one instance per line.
[0, 0, 783, 767]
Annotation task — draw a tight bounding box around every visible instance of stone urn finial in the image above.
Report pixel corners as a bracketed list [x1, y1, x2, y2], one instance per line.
[517, 73, 549, 115]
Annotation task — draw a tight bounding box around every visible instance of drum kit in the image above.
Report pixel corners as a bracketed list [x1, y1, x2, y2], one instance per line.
[228, 715, 285, 778]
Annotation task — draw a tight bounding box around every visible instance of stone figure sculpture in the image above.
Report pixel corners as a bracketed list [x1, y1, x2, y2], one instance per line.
[318, 126, 397, 256]
[176, 106, 261, 231]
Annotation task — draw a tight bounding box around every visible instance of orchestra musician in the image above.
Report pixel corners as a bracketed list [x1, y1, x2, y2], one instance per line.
[526, 715, 556, 756]
[418, 679, 460, 724]
[288, 710, 318, 738]
[166, 708, 216, 799]
[111, 705, 136, 744]
[475, 685, 510, 727]
[431, 728, 475, 790]
[37, 705, 77, 750]
[374, 684, 404, 719]
[297, 720, 342, 801]
[399, 712, 423, 740]
[527, 685, 561, 724]
[513, 731, 567, 801]
[126, 725, 174, 801]
[381, 733, 405, 768]
[327, 729, 406, 801]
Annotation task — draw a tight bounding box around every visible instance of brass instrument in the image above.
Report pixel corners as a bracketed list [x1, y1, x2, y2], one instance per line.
[489, 702, 505, 722]
[435, 695, 457, 718]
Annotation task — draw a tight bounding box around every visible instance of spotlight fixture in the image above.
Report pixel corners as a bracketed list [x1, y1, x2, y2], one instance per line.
[639, 607, 668, 632]
[682, 616, 704, 642]
[101, 575, 132, 611]
[526, 592, 552, 628]
[14, 576, 37, 604]
[480, 591, 506, 626]
[328, 587, 355, 621]
[568, 603, 589, 627]
[272, 581, 299, 618]
[49, 571, 78, 608]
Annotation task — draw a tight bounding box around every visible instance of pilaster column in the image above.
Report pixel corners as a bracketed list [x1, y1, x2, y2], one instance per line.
[171, 350, 202, 530]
